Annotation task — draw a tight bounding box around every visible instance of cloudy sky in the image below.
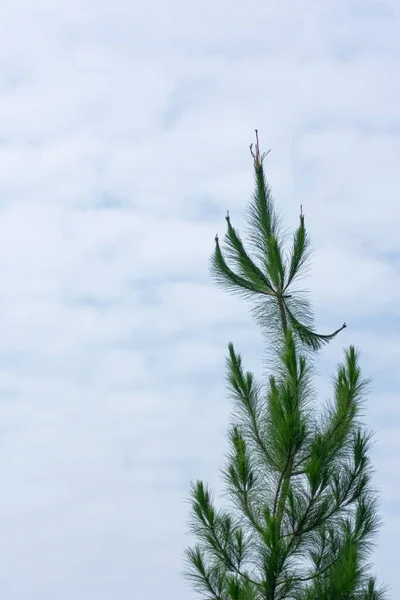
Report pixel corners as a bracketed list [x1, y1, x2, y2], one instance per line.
[0, 0, 399, 598]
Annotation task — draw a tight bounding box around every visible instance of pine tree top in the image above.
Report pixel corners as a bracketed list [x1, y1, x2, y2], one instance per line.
[210, 130, 346, 354]
[183, 131, 388, 600]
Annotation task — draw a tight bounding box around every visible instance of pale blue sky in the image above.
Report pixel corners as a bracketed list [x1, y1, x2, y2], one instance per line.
[0, 1, 399, 598]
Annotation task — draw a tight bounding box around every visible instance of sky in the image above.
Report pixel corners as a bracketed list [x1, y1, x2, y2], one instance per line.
[0, 0, 399, 598]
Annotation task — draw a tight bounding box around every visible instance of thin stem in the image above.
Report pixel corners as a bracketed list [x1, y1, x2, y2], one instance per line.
[277, 294, 288, 337]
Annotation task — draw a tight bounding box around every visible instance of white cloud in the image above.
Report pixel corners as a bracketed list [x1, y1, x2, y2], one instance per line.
[0, 0, 399, 598]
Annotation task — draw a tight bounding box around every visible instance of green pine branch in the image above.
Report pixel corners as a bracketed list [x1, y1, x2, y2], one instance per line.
[183, 131, 387, 600]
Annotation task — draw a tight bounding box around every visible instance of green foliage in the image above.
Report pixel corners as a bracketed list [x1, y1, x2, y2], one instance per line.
[210, 131, 346, 354]
[183, 131, 388, 600]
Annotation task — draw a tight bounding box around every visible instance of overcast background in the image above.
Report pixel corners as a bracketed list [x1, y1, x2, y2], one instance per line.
[0, 0, 399, 598]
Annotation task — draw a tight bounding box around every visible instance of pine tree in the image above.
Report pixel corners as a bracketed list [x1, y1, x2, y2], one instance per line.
[183, 131, 388, 600]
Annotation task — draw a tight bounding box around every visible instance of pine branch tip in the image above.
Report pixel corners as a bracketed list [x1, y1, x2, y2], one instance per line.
[249, 129, 271, 167]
